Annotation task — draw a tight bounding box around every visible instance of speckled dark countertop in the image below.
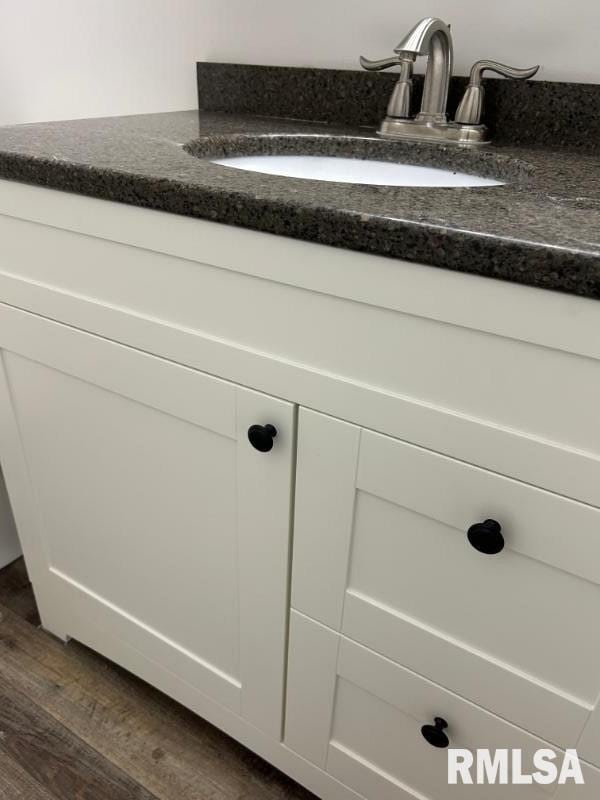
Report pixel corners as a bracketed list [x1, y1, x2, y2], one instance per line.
[0, 87, 599, 298]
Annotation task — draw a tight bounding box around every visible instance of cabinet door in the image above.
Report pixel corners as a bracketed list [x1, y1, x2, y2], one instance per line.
[0, 305, 295, 737]
[292, 408, 600, 748]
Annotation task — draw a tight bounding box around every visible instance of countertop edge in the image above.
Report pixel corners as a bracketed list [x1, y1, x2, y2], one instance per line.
[0, 149, 598, 301]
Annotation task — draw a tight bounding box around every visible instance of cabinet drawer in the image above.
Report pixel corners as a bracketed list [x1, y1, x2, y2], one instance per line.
[292, 409, 600, 747]
[286, 611, 560, 800]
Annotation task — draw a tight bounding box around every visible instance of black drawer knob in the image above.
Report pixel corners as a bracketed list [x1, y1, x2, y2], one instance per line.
[467, 518, 504, 555]
[421, 717, 449, 748]
[247, 424, 277, 452]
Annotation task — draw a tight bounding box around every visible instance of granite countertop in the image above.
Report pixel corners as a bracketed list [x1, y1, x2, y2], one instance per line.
[0, 107, 599, 299]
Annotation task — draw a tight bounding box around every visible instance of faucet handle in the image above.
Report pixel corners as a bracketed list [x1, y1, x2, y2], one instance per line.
[466, 60, 540, 83]
[360, 54, 415, 119]
[359, 54, 405, 71]
[455, 59, 539, 125]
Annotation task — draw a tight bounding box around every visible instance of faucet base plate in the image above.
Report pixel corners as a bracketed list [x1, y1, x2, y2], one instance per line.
[378, 117, 490, 146]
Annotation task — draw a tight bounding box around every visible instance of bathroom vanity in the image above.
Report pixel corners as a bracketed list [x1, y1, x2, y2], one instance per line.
[0, 64, 600, 799]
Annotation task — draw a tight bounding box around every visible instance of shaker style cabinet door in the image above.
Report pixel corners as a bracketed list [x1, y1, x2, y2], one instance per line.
[291, 408, 600, 750]
[0, 304, 295, 737]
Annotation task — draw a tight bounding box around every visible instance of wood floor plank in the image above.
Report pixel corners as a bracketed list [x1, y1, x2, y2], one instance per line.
[0, 597, 314, 800]
[0, 672, 159, 800]
[0, 752, 57, 800]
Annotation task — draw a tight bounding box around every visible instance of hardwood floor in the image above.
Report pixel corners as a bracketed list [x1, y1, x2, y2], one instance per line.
[0, 558, 316, 800]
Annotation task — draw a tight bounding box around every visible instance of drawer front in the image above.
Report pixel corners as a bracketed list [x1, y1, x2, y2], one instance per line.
[292, 409, 600, 746]
[286, 611, 560, 800]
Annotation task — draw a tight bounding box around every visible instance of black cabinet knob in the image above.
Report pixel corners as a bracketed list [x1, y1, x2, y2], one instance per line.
[421, 717, 449, 748]
[247, 424, 277, 452]
[467, 518, 504, 555]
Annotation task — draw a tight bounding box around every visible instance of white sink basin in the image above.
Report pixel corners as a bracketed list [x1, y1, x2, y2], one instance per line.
[211, 155, 504, 188]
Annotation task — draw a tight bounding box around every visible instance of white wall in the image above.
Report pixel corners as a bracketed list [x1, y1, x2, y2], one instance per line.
[0, 1, 596, 129]
[197, 0, 600, 84]
[0, 0, 203, 126]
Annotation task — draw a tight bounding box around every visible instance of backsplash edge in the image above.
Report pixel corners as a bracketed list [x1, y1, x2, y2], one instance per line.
[197, 62, 600, 151]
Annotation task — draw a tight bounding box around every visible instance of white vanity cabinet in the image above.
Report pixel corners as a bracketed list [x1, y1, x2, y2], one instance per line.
[0, 304, 295, 739]
[1, 179, 600, 800]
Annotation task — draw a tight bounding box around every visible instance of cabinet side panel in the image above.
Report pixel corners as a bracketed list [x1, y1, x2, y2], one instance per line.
[0, 351, 65, 637]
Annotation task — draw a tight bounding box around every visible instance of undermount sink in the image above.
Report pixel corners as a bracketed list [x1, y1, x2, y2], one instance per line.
[211, 155, 505, 188]
[185, 132, 526, 189]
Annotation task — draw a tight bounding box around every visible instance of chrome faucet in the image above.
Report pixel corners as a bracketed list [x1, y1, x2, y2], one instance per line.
[360, 17, 539, 145]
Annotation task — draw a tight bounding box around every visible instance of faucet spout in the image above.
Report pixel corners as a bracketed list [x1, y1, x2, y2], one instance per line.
[360, 16, 539, 145]
[394, 17, 453, 123]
